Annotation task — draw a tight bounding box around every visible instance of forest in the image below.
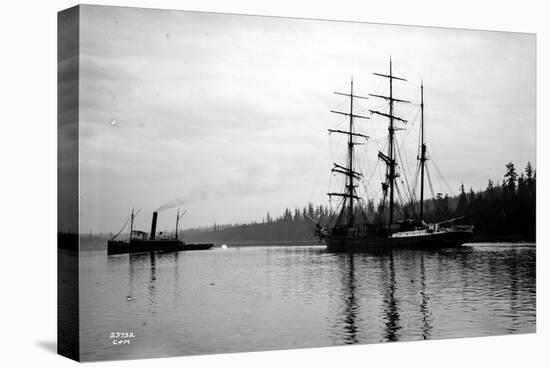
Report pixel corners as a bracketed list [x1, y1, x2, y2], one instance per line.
[182, 161, 536, 244]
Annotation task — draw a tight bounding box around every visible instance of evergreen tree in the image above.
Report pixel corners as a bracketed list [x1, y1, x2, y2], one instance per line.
[504, 162, 518, 193]
[443, 194, 451, 218]
[518, 173, 527, 198]
[455, 183, 467, 215]
[293, 208, 301, 222]
[486, 179, 495, 199]
[434, 193, 448, 218]
[307, 202, 315, 218]
[366, 199, 375, 215]
[469, 187, 475, 202]
[525, 161, 534, 183]
[525, 161, 535, 195]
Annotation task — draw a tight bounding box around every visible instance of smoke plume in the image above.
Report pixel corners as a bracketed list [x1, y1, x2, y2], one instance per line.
[155, 197, 188, 212]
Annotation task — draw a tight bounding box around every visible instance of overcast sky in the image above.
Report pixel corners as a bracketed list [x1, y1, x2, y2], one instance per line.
[77, 5, 536, 233]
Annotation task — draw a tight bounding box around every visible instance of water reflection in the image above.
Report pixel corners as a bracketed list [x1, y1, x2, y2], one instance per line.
[81, 243, 536, 360]
[126, 251, 182, 315]
[419, 255, 432, 339]
[330, 253, 359, 344]
[173, 251, 180, 305]
[332, 251, 440, 343]
[382, 252, 400, 341]
[148, 252, 156, 314]
[342, 254, 359, 344]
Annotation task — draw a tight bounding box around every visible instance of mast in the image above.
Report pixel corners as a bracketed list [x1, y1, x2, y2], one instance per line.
[369, 58, 409, 232]
[388, 59, 396, 230]
[419, 81, 427, 223]
[129, 208, 134, 240]
[347, 79, 354, 225]
[328, 79, 370, 227]
[175, 209, 187, 240]
[175, 208, 179, 239]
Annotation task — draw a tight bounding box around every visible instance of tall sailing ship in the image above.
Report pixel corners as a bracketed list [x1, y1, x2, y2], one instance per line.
[310, 59, 474, 251]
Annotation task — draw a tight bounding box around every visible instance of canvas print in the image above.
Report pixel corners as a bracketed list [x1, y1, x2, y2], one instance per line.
[58, 4, 536, 362]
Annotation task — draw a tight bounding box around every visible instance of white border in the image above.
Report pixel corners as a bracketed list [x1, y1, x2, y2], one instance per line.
[0, 1, 546, 366]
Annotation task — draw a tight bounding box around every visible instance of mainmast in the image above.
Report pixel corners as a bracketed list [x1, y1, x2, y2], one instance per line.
[419, 82, 427, 223]
[328, 78, 370, 227]
[370, 58, 409, 232]
[130, 208, 134, 240]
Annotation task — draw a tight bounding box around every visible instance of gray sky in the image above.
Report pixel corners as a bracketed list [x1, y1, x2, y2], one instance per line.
[78, 5, 536, 233]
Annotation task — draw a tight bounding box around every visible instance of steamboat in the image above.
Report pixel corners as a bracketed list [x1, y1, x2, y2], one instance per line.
[108, 209, 213, 255]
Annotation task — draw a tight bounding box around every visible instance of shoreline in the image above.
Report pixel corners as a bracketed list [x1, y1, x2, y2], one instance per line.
[77, 235, 536, 251]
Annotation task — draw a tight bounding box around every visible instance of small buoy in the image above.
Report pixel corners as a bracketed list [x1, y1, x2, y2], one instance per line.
[221, 244, 228, 250]
[210, 283, 215, 286]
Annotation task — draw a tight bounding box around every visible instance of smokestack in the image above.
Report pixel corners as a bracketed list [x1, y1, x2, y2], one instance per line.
[150, 212, 158, 240]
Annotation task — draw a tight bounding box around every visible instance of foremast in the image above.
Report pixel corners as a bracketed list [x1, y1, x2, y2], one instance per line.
[369, 58, 410, 233]
[129, 208, 141, 240]
[328, 79, 370, 228]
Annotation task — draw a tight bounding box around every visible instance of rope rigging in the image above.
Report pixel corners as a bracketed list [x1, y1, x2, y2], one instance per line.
[323, 74, 455, 227]
[111, 217, 130, 240]
[431, 156, 455, 196]
[425, 163, 436, 200]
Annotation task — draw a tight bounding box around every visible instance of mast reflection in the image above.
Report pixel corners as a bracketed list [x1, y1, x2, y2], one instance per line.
[382, 252, 400, 341]
[330, 253, 360, 345]
[419, 255, 432, 339]
[342, 254, 359, 344]
[128, 252, 158, 314]
[128, 251, 182, 314]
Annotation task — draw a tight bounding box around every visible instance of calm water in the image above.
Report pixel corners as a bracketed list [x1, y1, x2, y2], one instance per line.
[78, 242, 536, 361]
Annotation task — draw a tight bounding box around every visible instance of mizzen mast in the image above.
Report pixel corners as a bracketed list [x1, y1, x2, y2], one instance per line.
[369, 58, 410, 232]
[328, 78, 370, 227]
[175, 209, 187, 239]
[418, 81, 427, 223]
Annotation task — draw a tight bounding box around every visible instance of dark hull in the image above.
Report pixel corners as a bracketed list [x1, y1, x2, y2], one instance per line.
[107, 239, 213, 255]
[325, 230, 474, 252]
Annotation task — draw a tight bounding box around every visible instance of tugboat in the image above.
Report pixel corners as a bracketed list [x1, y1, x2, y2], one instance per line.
[309, 59, 474, 251]
[108, 209, 213, 255]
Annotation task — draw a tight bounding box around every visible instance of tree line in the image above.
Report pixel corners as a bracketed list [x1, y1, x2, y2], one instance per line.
[452, 161, 535, 238]
[182, 202, 334, 243]
[182, 161, 535, 243]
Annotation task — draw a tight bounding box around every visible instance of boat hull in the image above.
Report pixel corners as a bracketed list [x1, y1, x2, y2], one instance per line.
[107, 239, 214, 255]
[325, 229, 474, 252]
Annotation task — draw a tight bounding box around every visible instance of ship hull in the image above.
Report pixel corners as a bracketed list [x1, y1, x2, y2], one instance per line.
[325, 230, 473, 252]
[107, 239, 213, 255]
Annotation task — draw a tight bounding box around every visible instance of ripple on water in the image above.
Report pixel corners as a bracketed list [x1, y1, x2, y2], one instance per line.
[77, 243, 536, 360]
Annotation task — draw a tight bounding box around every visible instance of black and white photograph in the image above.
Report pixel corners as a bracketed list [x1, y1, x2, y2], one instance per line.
[55, 3, 537, 363]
